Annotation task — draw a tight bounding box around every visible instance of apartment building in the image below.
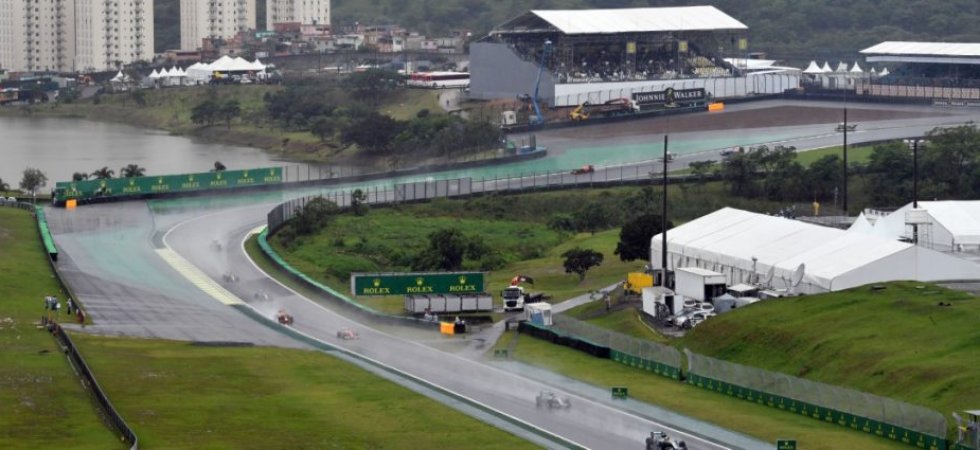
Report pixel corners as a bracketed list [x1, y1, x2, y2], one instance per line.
[0, 0, 152, 73]
[182, 0, 256, 50]
[267, 0, 330, 29]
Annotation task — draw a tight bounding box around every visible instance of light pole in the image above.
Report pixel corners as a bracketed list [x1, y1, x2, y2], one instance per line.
[903, 138, 924, 244]
[661, 134, 668, 287]
[842, 105, 848, 214]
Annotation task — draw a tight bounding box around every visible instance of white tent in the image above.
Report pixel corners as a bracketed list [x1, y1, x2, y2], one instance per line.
[651, 207, 980, 293]
[850, 62, 863, 73]
[821, 61, 833, 72]
[803, 61, 823, 74]
[111, 71, 129, 82]
[870, 67, 878, 75]
[854, 201, 980, 251]
[847, 212, 875, 234]
[149, 69, 160, 79]
[880, 67, 890, 76]
[835, 61, 849, 72]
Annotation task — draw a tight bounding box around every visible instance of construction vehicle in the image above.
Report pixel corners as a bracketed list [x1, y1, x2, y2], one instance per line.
[570, 98, 640, 121]
[502, 275, 547, 311]
[645, 431, 688, 450]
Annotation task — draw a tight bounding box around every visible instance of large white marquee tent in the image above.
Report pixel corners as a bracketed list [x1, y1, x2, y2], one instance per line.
[651, 207, 980, 294]
[852, 201, 980, 252]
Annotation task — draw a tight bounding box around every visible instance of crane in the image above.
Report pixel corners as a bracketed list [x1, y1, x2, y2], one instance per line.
[529, 40, 553, 125]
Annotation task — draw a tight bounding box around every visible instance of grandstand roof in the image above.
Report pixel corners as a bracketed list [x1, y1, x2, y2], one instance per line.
[496, 6, 748, 36]
[861, 42, 980, 65]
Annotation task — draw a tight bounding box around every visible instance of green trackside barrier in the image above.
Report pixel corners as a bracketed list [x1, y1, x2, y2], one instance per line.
[685, 373, 948, 450]
[609, 349, 681, 380]
[34, 206, 58, 261]
[257, 228, 438, 329]
[53, 167, 283, 205]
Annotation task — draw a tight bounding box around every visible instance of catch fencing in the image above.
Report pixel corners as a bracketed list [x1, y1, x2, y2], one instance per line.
[685, 350, 949, 449]
[551, 315, 682, 379]
[268, 165, 690, 233]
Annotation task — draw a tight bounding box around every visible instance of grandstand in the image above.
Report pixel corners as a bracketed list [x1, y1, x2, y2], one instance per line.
[470, 6, 799, 108]
[858, 42, 980, 101]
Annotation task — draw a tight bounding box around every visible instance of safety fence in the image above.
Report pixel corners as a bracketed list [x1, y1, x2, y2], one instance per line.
[0, 198, 34, 210]
[267, 167, 693, 233]
[45, 321, 139, 450]
[516, 311, 951, 450]
[686, 351, 949, 450]
[34, 205, 58, 261]
[551, 315, 682, 380]
[256, 228, 439, 330]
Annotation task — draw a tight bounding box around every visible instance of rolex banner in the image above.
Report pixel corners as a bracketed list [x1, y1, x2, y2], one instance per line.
[351, 272, 486, 296]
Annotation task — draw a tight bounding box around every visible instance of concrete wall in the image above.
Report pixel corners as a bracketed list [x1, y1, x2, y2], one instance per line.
[469, 42, 556, 105]
[551, 73, 800, 107]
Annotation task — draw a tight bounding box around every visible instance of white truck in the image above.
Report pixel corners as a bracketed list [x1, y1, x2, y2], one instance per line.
[502, 285, 546, 312]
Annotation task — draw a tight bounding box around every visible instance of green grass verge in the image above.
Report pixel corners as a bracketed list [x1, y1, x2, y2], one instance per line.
[678, 282, 979, 421]
[794, 144, 874, 167]
[0, 208, 120, 450]
[72, 335, 538, 450]
[494, 331, 910, 450]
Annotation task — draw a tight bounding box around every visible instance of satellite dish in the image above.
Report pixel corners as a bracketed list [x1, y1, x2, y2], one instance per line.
[762, 266, 775, 287]
[790, 263, 806, 292]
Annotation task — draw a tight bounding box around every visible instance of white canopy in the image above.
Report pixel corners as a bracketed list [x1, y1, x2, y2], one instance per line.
[855, 201, 980, 250]
[149, 69, 160, 79]
[850, 62, 863, 73]
[820, 62, 833, 72]
[870, 67, 878, 75]
[835, 61, 849, 72]
[111, 71, 129, 82]
[522, 6, 748, 35]
[651, 207, 980, 293]
[880, 67, 890, 76]
[803, 60, 823, 74]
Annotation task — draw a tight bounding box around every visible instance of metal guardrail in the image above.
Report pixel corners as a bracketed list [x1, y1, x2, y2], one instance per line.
[45, 321, 138, 450]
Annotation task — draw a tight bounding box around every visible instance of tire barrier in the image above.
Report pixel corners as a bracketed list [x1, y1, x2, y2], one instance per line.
[34, 205, 58, 261]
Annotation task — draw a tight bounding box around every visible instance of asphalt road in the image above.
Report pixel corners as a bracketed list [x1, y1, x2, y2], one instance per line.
[44, 100, 980, 450]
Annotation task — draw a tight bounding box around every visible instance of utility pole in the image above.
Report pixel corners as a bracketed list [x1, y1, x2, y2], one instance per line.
[661, 134, 669, 286]
[842, 106, 848, 214]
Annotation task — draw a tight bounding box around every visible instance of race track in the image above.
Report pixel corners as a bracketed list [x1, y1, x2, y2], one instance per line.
[44, 100, 980, 449]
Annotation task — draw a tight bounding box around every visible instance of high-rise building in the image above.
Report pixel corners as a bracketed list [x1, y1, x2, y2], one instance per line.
[75, 0, 154, 72]
[181, 0, 256, 50]
[0, 0, 153, 73]
[266, 0, 330, 30]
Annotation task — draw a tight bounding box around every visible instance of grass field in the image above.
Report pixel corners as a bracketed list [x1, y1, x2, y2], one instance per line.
[494, 331, 909, 450]
[678, 282, 980, 419]
[71, 336, 537, 450]
[1, 209, 538, 449]
[795, 144, 874, 167]
[0, 208, 120, 450]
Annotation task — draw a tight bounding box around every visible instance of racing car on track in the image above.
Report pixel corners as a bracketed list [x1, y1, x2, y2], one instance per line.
[336, 327, 359, 340]
[536, 390, 571, 409]
[645, 431, 687, 450]
[276, 309, 294, 325]
[571, 164, 594, 175]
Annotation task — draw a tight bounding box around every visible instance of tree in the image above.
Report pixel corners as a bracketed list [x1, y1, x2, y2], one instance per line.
[573, 201, 614, 235]
[805, 154, 843, 202]
[71, 172, 89, 182]
[922, 125, 980, 197]
[212, 161, 227, 172]
[414, 228, 469, 271]
[689, 160, 716, 186]
[350, 189, 368, 216]
[865, 142, 912, 206]
[191, 99, 220, 127]
[561, 248, 604, 281]
[120, 164, 146, 178]
[345, 68, 401, 106]
[91, 166, 115, 180]
[19, 168, 47, 198]
[615, 214, 673, 262]
[0, 178, 9, 191]
[340, 112, 404, 155]
[721, 151, 760, 197]
[292, 197, 339, 235]
[219, 99, 241, 129]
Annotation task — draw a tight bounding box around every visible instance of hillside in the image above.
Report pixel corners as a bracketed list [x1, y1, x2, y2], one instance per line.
[677, 282, 980, 417]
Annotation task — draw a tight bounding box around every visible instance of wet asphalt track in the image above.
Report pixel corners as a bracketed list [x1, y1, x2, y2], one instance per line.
[44, 100, 980, 449]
